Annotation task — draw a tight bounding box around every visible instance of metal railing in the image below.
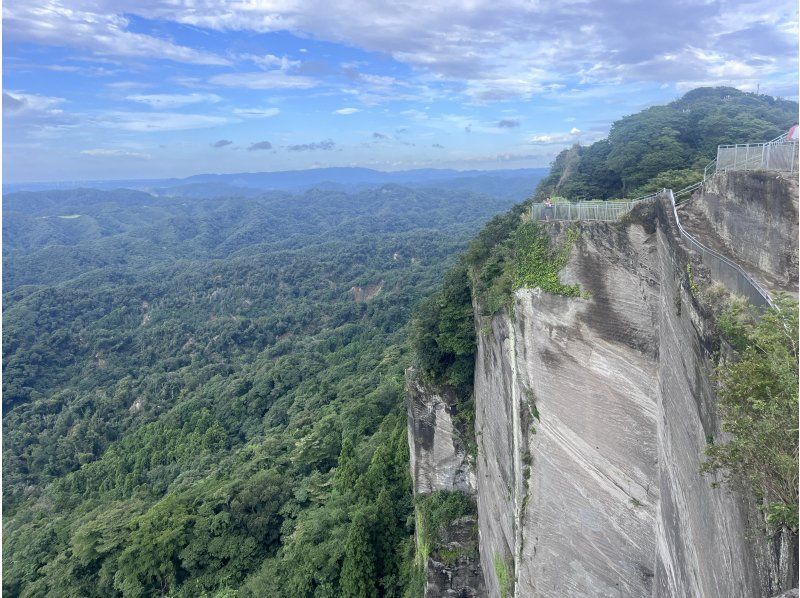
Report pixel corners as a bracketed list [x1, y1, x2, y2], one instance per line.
[715, 136, 798, 173]
[668, 189, 773, 308]
[530, 201, 640, 221]
[530, 191, 660, 222]
[529, 188, 773, 308]
[673, 181, 703, 201]
[703, 159, 717, 181]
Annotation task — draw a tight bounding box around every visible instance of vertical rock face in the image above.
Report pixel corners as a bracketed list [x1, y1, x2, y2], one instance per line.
[680, 171, 799, 293]
[474, 192, 796, 597]
[650, 205, 763, 597]
[406, 369, 485, 597]
[408, 172, 797, 597]
[406, 369, 476, 495]
[476, 221, 663, 598]
[473, 313, 517, 598]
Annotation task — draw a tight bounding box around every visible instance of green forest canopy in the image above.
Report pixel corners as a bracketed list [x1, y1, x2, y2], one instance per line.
[534, 87, 798, 201]
[2, 183, 525, 597]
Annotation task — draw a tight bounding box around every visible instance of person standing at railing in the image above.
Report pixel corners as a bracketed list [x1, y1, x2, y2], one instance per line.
[543, 197, 553, 221]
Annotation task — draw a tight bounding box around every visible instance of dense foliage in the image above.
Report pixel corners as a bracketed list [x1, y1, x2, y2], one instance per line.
[704, 294, 799, 533]
[535, 87, 798, 200]
[412, 200, 584, 396]
[411, 265, 476, 394]
[3, 183, 524, 597]
[414, 491, 475, 565]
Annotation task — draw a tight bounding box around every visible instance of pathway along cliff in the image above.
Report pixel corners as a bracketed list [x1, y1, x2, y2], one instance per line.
[407, 170, 798, 597]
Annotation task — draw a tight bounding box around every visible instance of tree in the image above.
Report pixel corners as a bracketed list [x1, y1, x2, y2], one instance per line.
[334, 437, 360, 496]
[340, 509, 377, 598]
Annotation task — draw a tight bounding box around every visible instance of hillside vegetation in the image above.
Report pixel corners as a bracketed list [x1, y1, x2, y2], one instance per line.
[535, 87, 797, 200]
[3, 184, 527, 597]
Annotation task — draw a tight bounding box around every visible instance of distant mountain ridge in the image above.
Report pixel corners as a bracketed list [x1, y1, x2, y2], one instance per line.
[4, 167, 549, 199]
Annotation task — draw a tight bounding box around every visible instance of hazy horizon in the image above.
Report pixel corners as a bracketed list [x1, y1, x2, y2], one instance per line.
[5, 165, 549, 187]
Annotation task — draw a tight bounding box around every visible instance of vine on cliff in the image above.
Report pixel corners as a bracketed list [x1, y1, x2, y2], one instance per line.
[471, 217, 585, 315]
[513, 223, 582, 298]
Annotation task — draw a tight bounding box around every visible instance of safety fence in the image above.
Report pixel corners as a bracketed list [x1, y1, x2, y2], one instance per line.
[530, 192, 660, 222]
[667, 189, 773, 308]
[529, 189, 773, 308]
[715, 134, 798, 174]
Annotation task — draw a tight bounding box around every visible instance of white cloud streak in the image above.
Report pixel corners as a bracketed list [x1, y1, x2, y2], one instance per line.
[4, 1, 230, 65]
[81, 148, 151, 158]
[209, 71, 318, 89]
[126, 93, 221, 108]
[96, 111, 229, 132]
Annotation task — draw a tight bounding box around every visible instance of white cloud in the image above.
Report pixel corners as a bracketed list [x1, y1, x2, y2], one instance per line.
[81, 148, 151, 159]
[529, 128, 587, 145]
[109, 0, 796, 99]
[96, 111, 229, 132]
[3, 90, 64, 116]
[239, 53, 301, 71]
[126, 93, 221, 108]
[401, 109, 428, 121]
[106, 81, 151, 90]
[3, 1, 230, 66]
[232, 107, 281, 118]
[3, 1, 795, 105]
[209, 71, 317, 90]
[334, 108, 359, 115]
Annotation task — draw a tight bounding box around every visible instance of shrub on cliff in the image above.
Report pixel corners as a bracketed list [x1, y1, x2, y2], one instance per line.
[704, 294, 799, 533]
[412, 263, 476, 393]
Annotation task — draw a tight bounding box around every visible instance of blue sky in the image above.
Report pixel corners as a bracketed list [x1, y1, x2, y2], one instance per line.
[3, 0, 798, 183]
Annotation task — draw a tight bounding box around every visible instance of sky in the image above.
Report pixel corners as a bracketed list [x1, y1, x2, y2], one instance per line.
[3, 0, 798, 183]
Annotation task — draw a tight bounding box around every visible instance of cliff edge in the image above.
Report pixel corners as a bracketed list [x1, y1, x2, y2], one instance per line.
[408, 170, 798, 597]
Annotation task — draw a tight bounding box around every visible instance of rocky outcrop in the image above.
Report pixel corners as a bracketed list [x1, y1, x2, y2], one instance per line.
[474, 191, 797, 597]
[425, 515, 486, 597]
[476, 217, 664, 598]
[349, 281, 384, 302]
[406, 369, 484, 596]
[678, 171, 799, 294]
[407, 172, 797, 597]
[406, 369, 475, 495]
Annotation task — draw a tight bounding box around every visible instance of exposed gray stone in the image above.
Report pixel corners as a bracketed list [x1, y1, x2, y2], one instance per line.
[474, 186, 797, 597]
[407, 368, 476, 495]
[407, 369, 485, 597]
[411, 171, 798, 597]
[679, 170, 799, 294]
[425, 515, 487, 598]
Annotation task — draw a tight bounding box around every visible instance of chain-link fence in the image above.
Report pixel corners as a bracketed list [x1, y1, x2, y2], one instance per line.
[530, 200, 642, 222]
[716, 140, 798, 173]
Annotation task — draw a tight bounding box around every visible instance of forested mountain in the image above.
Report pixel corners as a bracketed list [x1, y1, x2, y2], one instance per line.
[535, 87, 798, 200]
[4, 167, 549, 200]
[2, 183, 532, 597]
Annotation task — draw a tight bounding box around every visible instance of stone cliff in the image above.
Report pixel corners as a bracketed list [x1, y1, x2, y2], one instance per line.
[408, 172, 798, 597]
[407, 368, 486, 596]
[678, 171, 798, 295]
